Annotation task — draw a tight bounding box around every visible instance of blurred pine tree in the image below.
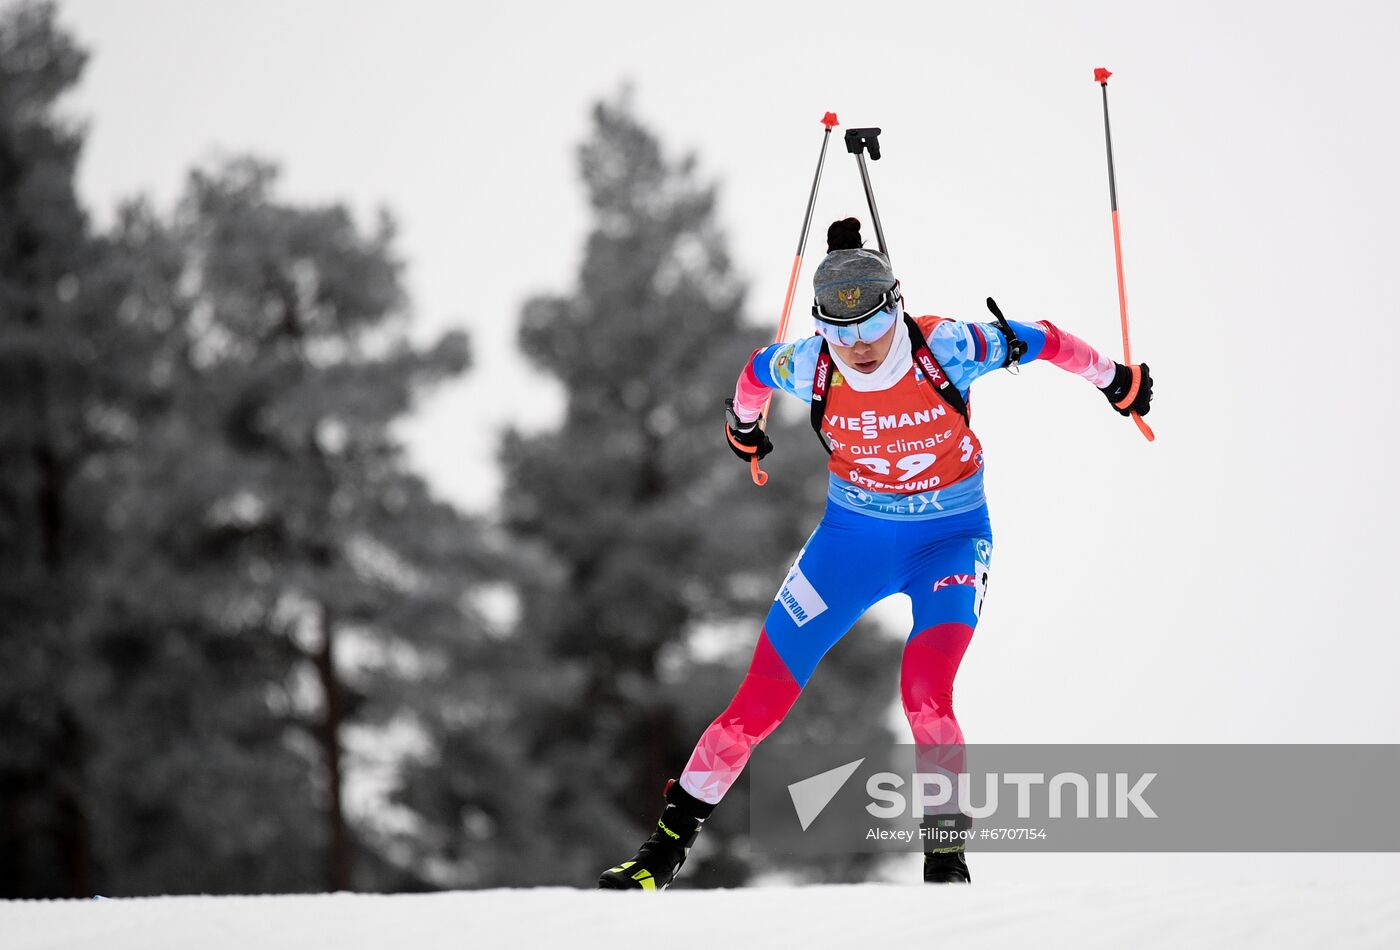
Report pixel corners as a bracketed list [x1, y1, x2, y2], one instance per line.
[475, 93, 899, 888]
[1, 1, 503, 892]
[90, 158, 498, 894]
[0, 0, 113, 898]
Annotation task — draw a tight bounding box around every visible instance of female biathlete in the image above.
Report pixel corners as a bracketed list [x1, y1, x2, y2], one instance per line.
[599, 217, 1153, 887]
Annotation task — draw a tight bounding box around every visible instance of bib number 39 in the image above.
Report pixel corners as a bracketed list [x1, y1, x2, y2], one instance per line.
[853, 452, 939, 483]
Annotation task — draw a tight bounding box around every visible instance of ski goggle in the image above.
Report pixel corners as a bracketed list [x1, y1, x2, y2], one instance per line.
[813, 296, 901, 347]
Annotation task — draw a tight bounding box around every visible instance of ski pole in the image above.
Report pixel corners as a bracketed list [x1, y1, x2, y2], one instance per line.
[1094, 68, 1154, 442]
[751, 111, 840, 486]
[844, 128, 888, 258]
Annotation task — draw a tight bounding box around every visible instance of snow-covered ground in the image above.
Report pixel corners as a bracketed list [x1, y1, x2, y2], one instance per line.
[6, 877, 1399, 950]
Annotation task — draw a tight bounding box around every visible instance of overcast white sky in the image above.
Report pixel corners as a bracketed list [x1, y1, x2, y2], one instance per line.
[58, 0, 1400, 758]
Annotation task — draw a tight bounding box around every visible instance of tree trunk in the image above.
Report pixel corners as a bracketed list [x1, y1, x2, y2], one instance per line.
[28, 312, 92, 897]
[57, 710, 91, 897]
[35, 436, 64, 569]
[314, 605, 352, 891]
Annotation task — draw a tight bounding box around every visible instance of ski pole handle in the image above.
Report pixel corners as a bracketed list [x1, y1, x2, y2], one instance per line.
[845, 128, 888, 259]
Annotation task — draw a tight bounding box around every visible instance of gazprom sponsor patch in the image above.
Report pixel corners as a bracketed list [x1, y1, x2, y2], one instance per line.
[776, 563, 829, 628]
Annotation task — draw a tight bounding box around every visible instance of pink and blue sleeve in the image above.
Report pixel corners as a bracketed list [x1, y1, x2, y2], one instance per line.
[730, 337, 823, 424]
[930, 319, 1117, 391]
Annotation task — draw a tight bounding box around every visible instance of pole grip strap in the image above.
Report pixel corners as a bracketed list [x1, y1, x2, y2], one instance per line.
[1113, 364, 1142, 410]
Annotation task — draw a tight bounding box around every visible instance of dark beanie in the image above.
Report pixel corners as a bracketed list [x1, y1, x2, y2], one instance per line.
[813, 217, 895, 319]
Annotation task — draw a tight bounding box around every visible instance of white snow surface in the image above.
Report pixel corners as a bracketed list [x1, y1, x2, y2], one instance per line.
[5, 881, 1399, 950]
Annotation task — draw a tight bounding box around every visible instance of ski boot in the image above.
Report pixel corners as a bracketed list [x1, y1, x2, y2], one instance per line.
[598, 779, 715, 890]
[922, 814, 972, 884]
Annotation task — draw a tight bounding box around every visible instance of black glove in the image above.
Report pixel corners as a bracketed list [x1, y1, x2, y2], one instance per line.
[1100, 361, 1153, 417]
[724, 398, 773, 462]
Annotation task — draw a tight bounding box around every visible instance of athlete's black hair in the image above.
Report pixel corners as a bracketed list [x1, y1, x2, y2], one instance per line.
[826, 217, 863, 252]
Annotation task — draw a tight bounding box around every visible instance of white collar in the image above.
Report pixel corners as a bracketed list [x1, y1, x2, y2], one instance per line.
[827, 316, 912, 392]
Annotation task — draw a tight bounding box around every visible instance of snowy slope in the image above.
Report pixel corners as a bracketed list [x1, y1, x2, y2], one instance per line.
[5, 881, 1398, 950]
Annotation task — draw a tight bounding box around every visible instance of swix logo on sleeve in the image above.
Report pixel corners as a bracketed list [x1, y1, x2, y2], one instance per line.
[776, 561, 829, 628]
[915, 351, 944, 386]
[814, 360, 830, 397]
